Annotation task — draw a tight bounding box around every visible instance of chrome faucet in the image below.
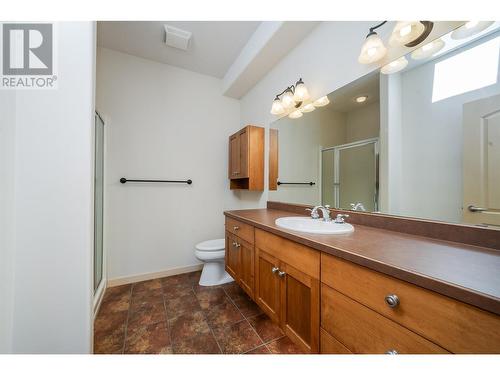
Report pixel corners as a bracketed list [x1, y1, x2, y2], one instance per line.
[306, 205, 332, 222]
[350, 202, 366, 211]
[334, 214, 350, 224]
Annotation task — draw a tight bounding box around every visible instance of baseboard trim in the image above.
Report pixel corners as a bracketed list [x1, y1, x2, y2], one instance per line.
[107, 263, 204, 287]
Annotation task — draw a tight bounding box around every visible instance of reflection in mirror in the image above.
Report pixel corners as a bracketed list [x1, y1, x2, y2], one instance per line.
[269, 21, 500, 227]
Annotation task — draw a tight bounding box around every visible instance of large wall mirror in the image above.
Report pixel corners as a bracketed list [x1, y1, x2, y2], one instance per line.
[269, 22, 500, 228]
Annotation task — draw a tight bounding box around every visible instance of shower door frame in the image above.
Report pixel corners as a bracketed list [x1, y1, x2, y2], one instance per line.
[322, 137, 379, 211]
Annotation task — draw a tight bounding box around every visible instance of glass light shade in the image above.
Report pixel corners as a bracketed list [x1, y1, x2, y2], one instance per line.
[451, 21, 494, 40]
[389, 21, 425, 46]
[288, 109, 303, 119]
[355, 95, 368, 103]
[411, 38, 445, 60]
[300, 103, 316, 113]
[293, 82, 310, 101]
[270, 98, 285, 115]
[358, 33, 387, 64]
[281, 90, 295, 109]
[313, 96, 330, 107]
[381, 56, 409, 74]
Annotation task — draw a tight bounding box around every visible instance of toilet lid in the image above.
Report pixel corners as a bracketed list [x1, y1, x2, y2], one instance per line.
[195, 239, 225, 251]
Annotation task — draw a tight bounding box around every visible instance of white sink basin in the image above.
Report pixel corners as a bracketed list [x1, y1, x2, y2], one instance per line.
[275, 216, 354, 235]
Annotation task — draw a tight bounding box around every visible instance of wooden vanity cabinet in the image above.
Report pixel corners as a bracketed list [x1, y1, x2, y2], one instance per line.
[228, 125, 264, 191]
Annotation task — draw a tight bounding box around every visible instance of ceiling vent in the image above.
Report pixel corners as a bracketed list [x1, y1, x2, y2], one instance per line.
[164, 24, 192, 51]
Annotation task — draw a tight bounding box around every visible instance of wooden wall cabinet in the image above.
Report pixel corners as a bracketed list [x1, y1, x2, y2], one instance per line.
[228, 125, 264, 190]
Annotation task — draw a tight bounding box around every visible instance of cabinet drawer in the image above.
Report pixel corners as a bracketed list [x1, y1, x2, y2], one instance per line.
[225, 217, 254, 244]
[320, 328, 352, 354]
[321, 254, 500, 353]
[321, 285, 448, 354]
[255, 229, 319, 279]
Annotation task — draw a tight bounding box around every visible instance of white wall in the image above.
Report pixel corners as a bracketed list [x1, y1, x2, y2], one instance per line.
[235, 21, 460, 209]
[97, 48, 241, 281]
[345, 101, 380, 142]
[0, 22, 95, 353]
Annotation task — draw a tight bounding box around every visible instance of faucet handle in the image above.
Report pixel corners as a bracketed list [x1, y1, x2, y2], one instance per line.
[334, 214, 349, 224]
[306, 208, 320, 219]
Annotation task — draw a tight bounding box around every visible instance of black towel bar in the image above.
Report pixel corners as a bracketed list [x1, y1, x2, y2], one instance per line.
[277, 181, 315, 186]
[120, 177, 192, 185]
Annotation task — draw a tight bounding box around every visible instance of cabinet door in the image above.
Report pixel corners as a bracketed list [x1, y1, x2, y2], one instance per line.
[255, 248, 281, 323]
[239, 238, 254, 298]
[279, 262, 320, 353]
[225, 231, 239, 279]
[229, 134, 240, 179]
[238, 128, 249, 178]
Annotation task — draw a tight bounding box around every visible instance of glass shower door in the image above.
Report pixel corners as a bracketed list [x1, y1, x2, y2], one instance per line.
[94, 112, 104, 291]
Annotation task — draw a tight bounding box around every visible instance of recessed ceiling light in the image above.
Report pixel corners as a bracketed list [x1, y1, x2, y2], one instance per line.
[355, 95, 368, 103]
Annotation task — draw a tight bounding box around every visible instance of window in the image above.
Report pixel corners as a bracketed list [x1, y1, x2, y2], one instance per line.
[432, 36, 499, 103]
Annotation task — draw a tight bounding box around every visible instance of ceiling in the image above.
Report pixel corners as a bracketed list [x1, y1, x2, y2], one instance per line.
[97, 21, 261, 78]
[325, 72, 380, 113]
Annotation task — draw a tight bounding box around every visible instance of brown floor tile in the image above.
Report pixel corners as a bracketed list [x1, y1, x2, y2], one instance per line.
[194, 286, 227, 309]
[205, 298, 244, 328]
[163, 283, 193, 299]
[130, 288, 164, 312]
[103, 284, 131, 302]
[169, 310, 211, 342]
[248, 313, 284, 343]
[233, 295, 263, 318]
[213, 320, 263, 354]
[161, 272, 198, 288]
[245, 345, 271, 354]
[172, 332, 221, 354]
[127, 303, 166, 335]
[267, 336, 306, 354]
[94, 324, 125, 354]
[94, 310, 128, 336]
[164, 292, 201, 320]
[124, 321, 172, 354]
[99, 294, 130, 315]
[132, 279, 163, 293]
[223, 282, 248, 301]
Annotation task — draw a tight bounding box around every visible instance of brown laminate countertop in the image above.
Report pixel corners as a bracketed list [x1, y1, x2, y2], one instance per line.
[224, 208, 500, 315]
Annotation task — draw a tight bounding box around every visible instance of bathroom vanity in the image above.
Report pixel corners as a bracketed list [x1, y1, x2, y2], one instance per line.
[224, 202, 500, 354]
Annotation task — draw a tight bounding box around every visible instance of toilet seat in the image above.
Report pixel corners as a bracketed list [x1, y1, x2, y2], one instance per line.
[195, 239, 225, 252]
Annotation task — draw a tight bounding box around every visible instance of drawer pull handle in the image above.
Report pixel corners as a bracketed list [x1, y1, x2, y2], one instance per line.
[278, 271, 286, 278]
[385, 349, 398, 355]
[233, 226, 240, 231]
[271, 267, 279, 274]
[385, 294, 400, 308]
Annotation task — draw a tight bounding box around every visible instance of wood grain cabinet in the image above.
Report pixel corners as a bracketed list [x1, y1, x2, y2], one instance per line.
[228, 125, 264, 190]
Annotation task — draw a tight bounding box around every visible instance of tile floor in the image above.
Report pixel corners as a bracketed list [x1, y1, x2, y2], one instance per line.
[94, 271, 305, 354]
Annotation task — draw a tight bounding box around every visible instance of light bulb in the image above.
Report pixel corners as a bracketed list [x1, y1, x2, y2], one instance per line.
[411, 38, 445, 60]
[355, 96, 368, 103]
[313, 96, 330, 107]
[451, 21, 494, 40]
[389, 21, 425, 47]
[270, 97, 285, 115]
[381, 56, 408, 74]
[358, 33, 387, 64]
[288, 109, 303, 119]
[293, 80, 310, 102]
[281, 90, 295, 109]
[300, 103, 316, 113]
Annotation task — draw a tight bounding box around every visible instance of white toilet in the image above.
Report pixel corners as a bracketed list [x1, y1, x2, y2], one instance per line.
[195, 239, 234, 286]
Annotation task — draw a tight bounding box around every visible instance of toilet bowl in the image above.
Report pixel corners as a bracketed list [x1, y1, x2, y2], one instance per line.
[195, 239, 234, 286]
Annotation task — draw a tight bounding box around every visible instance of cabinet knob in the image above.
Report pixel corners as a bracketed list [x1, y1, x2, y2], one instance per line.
[278, 271, 286, 278]
[233, 226, 240, 231]
[385, 294, 400, 308]
[232, 241, 240, 248]
[271, 267, 279, 274]
[385, 349, 398, 355]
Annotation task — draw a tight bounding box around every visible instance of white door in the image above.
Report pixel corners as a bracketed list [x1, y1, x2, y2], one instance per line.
[463, 94, 500, 226]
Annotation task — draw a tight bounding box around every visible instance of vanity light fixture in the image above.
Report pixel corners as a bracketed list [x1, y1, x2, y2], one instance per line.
[381, 56, 409, 74]
[313, 96, 330, 107]
[300, 103, 316, 113]
[355, 95, 368, 103]
[288, 109, 303, 119]
[411, 38, 445, 60]
[270, 78, 310, 115]
[358, 21, 388, 64]
[389, 21, 434, 47]
[451, 21, 494, 40]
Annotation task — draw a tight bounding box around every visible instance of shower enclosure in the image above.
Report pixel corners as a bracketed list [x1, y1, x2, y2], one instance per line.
[321, 138, 379, 211]
[94, 112, 105, 296]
